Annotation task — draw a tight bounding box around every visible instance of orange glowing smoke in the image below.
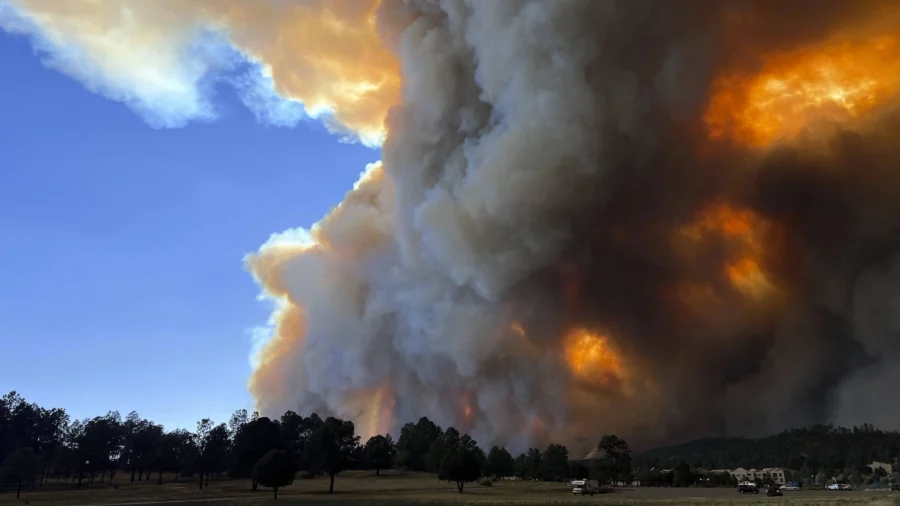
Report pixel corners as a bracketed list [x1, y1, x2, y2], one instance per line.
[365, 386, 396, 439]
[456, 391, 475, 432]
[681, 201, 779, 300]
[563, 329, 624, 384]
[509, 322, 526, 339]
[706, 34, 900, 147]
[462, 401, 474, 420]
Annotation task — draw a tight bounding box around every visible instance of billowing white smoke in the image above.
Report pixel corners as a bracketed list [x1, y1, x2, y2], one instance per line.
[245, 0, 722, 452]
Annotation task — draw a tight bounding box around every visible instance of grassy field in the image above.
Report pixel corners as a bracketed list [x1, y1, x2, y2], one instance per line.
[3, 471, 900, 506]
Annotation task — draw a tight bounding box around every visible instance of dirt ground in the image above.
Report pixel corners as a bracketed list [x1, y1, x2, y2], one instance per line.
[2, 471, 899, 506]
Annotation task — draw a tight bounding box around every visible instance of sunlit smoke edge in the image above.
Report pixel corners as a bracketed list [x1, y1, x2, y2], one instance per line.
[243, 157, 383, 371]
[0, 0, 386, 147]
[0, 1, 225, 128]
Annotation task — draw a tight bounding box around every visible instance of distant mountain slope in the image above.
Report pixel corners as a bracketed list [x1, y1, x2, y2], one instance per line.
[634, 424, 900, 472]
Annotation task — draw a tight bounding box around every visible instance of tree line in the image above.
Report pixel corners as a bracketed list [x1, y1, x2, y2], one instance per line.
[10, 390, 894, 498]
[0, 391, 633, 499]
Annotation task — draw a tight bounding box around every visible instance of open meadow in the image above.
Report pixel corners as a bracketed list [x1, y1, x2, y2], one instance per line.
[3, 472, 900, 506]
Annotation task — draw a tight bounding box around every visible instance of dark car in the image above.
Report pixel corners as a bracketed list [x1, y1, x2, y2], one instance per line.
[891, 482, 900, 491]
[767, 486, 783, 497]
[738, 483, 759, 494]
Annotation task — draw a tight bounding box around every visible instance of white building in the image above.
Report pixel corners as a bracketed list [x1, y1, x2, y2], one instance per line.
[727, 467, 797, 485]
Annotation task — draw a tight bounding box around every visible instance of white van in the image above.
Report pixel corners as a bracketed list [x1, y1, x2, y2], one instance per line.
[571, 479, 599, 495]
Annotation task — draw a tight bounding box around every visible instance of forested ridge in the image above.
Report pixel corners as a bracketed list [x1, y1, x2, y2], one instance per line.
[635, 424, 900, 473]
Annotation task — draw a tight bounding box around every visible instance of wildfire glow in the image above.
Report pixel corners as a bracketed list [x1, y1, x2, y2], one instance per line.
[363, 386, 395, 440]
[509, 322, 526, 338]
[680, 201, 779, 300]
[706, 34, 900, 146]
[563, 329, 624, 383]
[727, 257, 776, 300]
[458, 392, 475, 429]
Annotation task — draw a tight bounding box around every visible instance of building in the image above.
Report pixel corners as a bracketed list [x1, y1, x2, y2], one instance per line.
[761, 468, 799, 485]
[725, 467, 798, 485]
[729, 468, 754, 482]
[869, 461, 893, 474]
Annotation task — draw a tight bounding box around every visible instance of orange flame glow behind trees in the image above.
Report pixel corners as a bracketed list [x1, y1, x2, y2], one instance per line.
[705, 34, 900, 147]
[364, 386, 395, 441]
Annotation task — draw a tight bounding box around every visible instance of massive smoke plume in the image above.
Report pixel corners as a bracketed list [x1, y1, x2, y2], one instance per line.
[6, 0, 900, 454]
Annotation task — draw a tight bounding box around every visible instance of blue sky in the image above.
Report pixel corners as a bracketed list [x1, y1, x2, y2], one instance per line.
[0, 30, 378, 431]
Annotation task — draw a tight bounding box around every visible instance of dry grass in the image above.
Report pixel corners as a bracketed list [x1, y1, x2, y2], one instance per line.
[2, 471, 900, 506]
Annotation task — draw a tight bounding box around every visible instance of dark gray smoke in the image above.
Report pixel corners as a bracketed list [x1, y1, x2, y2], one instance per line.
[240, 0, 900, 455]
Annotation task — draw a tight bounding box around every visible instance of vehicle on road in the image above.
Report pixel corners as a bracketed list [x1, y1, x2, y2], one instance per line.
[738, 482, 759, 494]
[890, 481, 899, 491]
[767, 486, 783, 496]
[783, 482, 801, 491]
[571, 479, 599, 496]
[827, 483, 852, 491]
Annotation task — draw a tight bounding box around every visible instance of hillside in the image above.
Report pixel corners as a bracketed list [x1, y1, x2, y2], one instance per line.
[634, 424, 900, 472]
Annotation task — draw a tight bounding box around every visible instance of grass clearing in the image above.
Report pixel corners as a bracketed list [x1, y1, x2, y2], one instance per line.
[3, 471, 900, 506]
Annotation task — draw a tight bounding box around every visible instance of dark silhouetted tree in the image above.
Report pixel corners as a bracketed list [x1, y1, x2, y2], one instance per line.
[201, 423, 231, 486]
[428, 427, 459, 477]
[673, 460, 693, 487]
[194, 419, 213, 489]
[596, 435, 631, 485]
[440, 433, 481, 492]
[307, 417, 360, 493]
[483, 446, 514, 478]
[512, 453, 527, 479]
[155, 431, 180, 485]
[541, 444, 569, 481]
[395, 417, 442, 472]
[524, 448, 542, 480]
[3, 446, 38, 499]
[231, 416, 281, 490]
[364, 434, 396, 476]
[253, 449, 295, 500]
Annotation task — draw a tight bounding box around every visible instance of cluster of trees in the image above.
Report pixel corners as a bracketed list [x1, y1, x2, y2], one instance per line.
[390, 417, 624, 487]
[0, 391, 630, 498]
[634, 424, 900, 487]
[0, 391, 368, 497]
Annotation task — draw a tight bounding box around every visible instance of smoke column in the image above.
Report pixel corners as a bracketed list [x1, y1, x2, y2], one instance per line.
[6, 0, 900, 454]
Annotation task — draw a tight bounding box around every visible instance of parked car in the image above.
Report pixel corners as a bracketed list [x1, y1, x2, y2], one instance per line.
[827, 483, 852, 491]
[890, 482, 899, 491]
[767, 486, 783, 496]
[783, 482, 801, 491]
[738, 482, 759, 494]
